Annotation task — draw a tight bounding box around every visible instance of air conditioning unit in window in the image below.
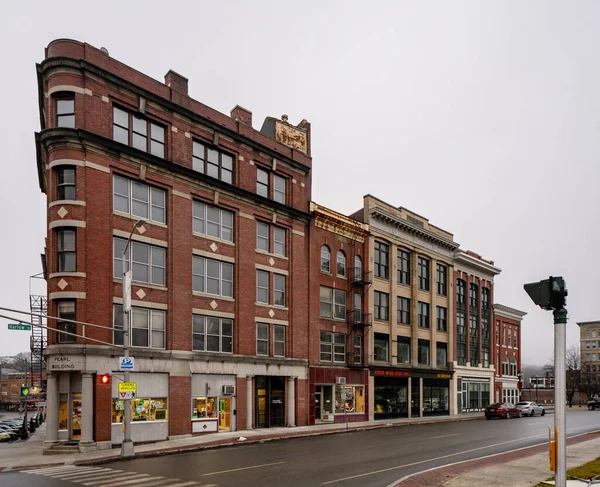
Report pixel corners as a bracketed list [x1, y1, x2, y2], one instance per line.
[335, 377, 346, 385]
[222, 385, 235, 395]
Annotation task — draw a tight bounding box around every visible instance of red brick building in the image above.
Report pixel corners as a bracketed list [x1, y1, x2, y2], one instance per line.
[493, 304, 526, 404]
[36, 39, 313, 451]
[453, 250, 500, 413]
[308, 203, 370, 424]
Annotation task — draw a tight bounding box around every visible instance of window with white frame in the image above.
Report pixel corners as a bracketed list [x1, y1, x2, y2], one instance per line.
[256, 322, 269, 356]
[113, 237, 166, 286]
[274, 325, 286, 357]
[274, 174, 286, 204]
[113, 175, 166, 224]
[113, 305, 165, 349]
[192, 256, 233, 297]
[274, 274, 286, 306]
[354, 255, 363, 280]
[192, 140, 234, 184]
[336, 250, 346, 277]
[502, 355, 509, 375]
[320, 286, 346, 319]
[256, 270, 269, 304]
[192, 315, 233, 353]
[192, 200, 233, 242]
[510, 356, 517, 376]
[113, 106, 165, 158]
[256, 221, 286, 256]
[321, 245, 331, 273]
[56, 167, 76, 200]
[320, 331, 345, 363]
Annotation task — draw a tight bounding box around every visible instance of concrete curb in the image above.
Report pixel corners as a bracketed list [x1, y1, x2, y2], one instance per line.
[0, 415, 483, 471]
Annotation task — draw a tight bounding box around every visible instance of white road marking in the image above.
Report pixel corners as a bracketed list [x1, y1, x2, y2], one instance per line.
[23, 466, 77, 474]
[93, 474, 152, 486]
[163, 482, 203, 487]
[75, 472, 128, 484]
[202, 461, 284, 476]
[430, 433, 461, 439]
[44, 468, 114, 479]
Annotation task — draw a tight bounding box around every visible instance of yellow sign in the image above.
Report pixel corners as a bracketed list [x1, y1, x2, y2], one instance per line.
[118, 382, 137, 393]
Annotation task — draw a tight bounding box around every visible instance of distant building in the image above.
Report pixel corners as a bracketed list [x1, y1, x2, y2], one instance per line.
[578, 321, 600, 375]
[493, 304, 527, 404]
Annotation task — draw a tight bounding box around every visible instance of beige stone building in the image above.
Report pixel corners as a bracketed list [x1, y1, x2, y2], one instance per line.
[353, 195, 459, 419]
[578, 321, 600, 375]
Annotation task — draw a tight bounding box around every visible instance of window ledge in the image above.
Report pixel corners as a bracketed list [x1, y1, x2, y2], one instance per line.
[321, 270, 332, 276]
[113, 210, 167, 228]
[319, 317, 347, 323]
[49, 272, 87, 278]
[256, 249, 289, 261]
[49, 200, 86, 208]
[193, 292, 235, 302]
[192, 232, 235, 246]
[113, 279, 168, 292]
[336, 275, 348, 280]
[255, 302, 288, 311]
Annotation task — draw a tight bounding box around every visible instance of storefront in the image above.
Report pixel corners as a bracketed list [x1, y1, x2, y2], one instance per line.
[309, 368, 368, 424]
[372, 369, 452, 419]
[191, 374, 236, 433]
[111, 372, 169, 445]
[255, 376, 285, 428]
[458, 378, 491, 412]
[500, 381, 520, 405]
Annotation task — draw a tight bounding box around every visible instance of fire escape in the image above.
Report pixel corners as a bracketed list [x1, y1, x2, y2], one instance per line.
[29, 273, 47, 389]
[347, 267, 372, 367]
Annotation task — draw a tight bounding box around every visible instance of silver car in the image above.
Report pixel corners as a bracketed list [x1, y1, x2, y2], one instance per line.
[516, 401, 545, 417]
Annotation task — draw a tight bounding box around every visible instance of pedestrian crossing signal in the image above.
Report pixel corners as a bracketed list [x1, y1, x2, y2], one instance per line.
[100, 374, 111, 385]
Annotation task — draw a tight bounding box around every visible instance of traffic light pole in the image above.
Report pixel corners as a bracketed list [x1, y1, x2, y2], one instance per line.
[554, 308, 567, 487]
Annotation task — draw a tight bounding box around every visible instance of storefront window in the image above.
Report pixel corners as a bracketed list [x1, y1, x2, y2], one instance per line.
[192, 397, 218, 418]
[59, 400, 68, 430]
[423, 379, 449, 416]
[334, 386, 364, 413]
[112, 398, 168, 423]
[375, 377, 409, 418]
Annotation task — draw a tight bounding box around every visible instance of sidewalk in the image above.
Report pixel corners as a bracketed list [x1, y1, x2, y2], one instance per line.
[392, 431, 600, 487]
[0, 412, 482, 472]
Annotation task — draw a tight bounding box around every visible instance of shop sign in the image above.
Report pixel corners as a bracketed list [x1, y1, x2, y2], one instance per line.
[437, 373, 452, 379]
[372, 369, 410, 377]
[49, 355, 84, 371]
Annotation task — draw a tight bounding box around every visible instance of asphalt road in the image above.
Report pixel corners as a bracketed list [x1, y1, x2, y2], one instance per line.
[3, 410, 600, 487]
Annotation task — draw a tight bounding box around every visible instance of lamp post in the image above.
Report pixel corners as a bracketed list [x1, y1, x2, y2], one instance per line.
[121, 219, 144, 458]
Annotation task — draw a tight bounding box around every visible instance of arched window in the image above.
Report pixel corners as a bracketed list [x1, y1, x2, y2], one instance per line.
[336, 250, 346, 277]
[354, 255, 362, 275]
[510, 356, 517, 376]
[320, 245, 331, 273]
[502, 355, 509, 376]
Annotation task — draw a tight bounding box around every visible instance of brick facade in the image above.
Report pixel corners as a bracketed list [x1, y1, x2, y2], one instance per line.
[493, 304, 526, 404]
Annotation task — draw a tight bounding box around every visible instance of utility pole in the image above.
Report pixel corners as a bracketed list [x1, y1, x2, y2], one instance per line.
[120, 219, 144, 458]
[524, 276, 568, 487]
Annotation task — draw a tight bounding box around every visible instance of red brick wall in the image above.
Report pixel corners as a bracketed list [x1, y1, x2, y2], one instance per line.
[94, 374, 112, 442]
[169, 376, 191, 436]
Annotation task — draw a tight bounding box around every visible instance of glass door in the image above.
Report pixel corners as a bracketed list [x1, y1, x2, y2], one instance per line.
[218, 398, 231, 431]
[315, 391, 322, 421]
[71, 394, 82, 440]
[255, 377, 268, 428]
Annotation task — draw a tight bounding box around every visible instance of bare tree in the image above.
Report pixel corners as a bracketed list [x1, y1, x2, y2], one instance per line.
[9, 352, 30, 374]
[545, 345, 581, 407]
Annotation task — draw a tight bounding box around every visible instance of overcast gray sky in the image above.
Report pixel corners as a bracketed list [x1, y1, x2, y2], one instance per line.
[1, 1, 598, 365]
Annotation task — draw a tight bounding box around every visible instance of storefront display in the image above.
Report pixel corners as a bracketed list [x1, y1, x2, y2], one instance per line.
[374, 377, 408, 418]
[460, 379, 491, 412]
[111, 398, 168, 423]
[423, 379, 449, 415]
[335, 385, 364, 414]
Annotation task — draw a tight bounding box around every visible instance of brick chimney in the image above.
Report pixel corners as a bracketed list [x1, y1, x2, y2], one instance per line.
[165, 70, 188, 95]
[230, 105, 252, 127]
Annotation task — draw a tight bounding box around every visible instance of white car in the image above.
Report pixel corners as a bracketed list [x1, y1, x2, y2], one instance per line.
[516, 401, 545, 417]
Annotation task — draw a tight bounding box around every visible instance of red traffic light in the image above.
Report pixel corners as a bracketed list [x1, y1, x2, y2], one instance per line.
[100, 374, 111, 385]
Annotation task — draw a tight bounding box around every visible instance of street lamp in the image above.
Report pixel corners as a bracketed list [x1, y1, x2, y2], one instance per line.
[121, 219, 144, 458]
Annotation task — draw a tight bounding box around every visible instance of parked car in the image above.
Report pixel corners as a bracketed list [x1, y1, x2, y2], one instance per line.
[515, 401, 546, 417]
[485, 402, 523, 419]
[0, 432, 11, 442]
[587, 398, 600, 410]
[0, 426, 18, 441]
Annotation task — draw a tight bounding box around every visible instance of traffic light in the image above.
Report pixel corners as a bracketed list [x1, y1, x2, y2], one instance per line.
[99, 374, 111, 385]
[524, 276, 568, 311]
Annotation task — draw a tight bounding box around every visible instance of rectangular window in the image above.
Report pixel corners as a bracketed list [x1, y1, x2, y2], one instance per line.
[112, 398, 168, 423]
[418, 339, 430, 365]
[113, 175, 166, 224]
[256, 168, 269, 197]
[57, 229, 76, 272]
[274, 274, 286, 307]
[397, 296, 410, 325]
[192, 315, 233, 353]
[113, 106, 165, 158]
[56, 96, 75, 128]
[374, 242, 389, 279]
[113, 305, 165, 349]
[374, 333, 389, 362]
[257, 270, 269, 304]
[320, 331, 346, 363]
[397, 250, 410, 285]
[192, 141, 234, 184]
[353, 335, 362, 365]
[57, 167, 76, 200]
[418, 257, 429, 291]
[192, 256, 233, 297]
[274, 174, 286, 204]
[374, 291, 389, 321]
[514, 330, 518, 348]
[418, 302, 430, 329]
[113, 237, 166, 286]
[436, 264, 447, 295]
[397, 336, 411, 364]
[256, 322, 269, 356]
[319, 286, 346, 320]
[192, 200, 233, 242]
[436, 306, 447, 332]
[274, 226, 286, 256]
[274, 325, 286, 357]
[256, 222, 286, 256]
[436, 342, 447, 367]
[57, 301, 76, 344]
[256, 221, 269, 251]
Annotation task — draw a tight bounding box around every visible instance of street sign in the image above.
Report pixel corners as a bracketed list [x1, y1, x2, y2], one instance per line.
[118, 382, 137, 392]
[119, 391, 136, 400]
[119, 357, 135, 371]
[124, 270, 132, 313]
[20, 387, 30, 397]
[8, 323, 31, 331]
